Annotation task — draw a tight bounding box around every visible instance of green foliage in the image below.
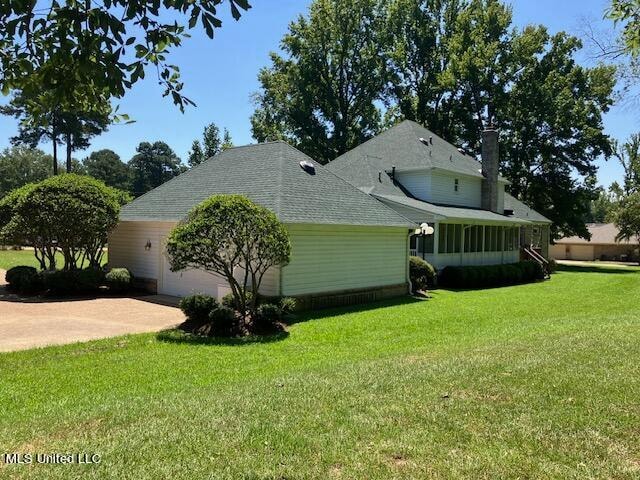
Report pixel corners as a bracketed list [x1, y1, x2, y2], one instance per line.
[251, 0, 386, 163]
[279, 297, 297, 315]
[613, 191, 640, 263]
[607, 0, 640, 57]
[0, 174, 128, 270]
[548, 258, 558, 273]
[0, 146, 52, 199]
[105, 268, 134, 293]
[204, 305, 238, 337]
[221, 129, 234, 151]
[188, 140, 205, 168]
[84, 150, 131, 192]
[179, 294, 219, 326]
[252, 0, 614, 238]
[0, 88, 111, 173]
[439, 261, 544, 289]
[166, 195, 291, 321]
[42, 268, 104, 295]
[129, 141, 185, 196]
[409, 256, 436, 292]
[0, 1, 251, 114]
[202, 123, 222, 159]
[253, 303, 283, 333]
[5, 265, 42, 293]
[614, 133, 640, 196]
[221, 290, 254, 310]
[189, 123, 234, 167]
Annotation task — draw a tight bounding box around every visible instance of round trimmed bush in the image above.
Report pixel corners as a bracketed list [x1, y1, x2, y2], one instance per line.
[42, 270, 78, 295]
[409, 256, 436, 292]
[105, 268, 133, 293]
[206, 305, 237, 337]
[221, 290, 254, 310]
[5, 266, 42, 293]
[253, 303, 282, 333]
[76, 268, 105, 293]
[179, 294, 218, 326]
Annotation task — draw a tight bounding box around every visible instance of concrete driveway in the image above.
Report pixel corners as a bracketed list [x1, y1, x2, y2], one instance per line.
[0, 269, 185, 352]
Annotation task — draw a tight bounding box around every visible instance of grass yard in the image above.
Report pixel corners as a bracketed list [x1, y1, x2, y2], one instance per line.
[0, 249, 108, 271]
[1, 264, 639, 479]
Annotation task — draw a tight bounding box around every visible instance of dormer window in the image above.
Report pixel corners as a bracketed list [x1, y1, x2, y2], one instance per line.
[454, 178, 459, 192]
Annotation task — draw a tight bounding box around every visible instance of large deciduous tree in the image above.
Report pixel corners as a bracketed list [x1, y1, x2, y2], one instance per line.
[0, 146, 52, 198]
[0, 1, 251, 113]
[84, 149, 131, 192]
[251, 0, 387, 163]
[166, 195, 290, 317]
[500, 32, 616, 239]
[129, 141, 185, 196]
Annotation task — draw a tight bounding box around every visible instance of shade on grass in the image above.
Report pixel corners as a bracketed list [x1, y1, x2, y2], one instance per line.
[0, 263, 639, 479]
[0, 249, 108, 271]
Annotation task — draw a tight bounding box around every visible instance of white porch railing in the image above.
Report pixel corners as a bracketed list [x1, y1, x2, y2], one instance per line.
[410, 248, 418, 257]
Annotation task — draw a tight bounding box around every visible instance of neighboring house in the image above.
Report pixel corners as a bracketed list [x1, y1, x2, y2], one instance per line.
[550, 223, 639, 262]
[108, 142, 414, 305]
[326, 120, 552, 269]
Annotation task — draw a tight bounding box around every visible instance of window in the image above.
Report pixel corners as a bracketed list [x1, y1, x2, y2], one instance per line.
[454, 178, 459, 192]
[438, 224, 461, 254]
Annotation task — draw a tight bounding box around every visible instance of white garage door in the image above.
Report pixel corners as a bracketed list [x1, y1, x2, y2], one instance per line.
[159, 252, 232, 299]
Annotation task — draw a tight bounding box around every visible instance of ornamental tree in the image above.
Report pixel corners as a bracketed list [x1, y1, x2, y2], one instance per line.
[0, 174, 130, 270]
[614, 192, 640, 264]
[166, 195, 291, 316]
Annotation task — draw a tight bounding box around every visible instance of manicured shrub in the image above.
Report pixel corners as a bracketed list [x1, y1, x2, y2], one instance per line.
[548, 258, 558, 273]
[179, 294, 218, 326]
[76, 268, 105, 293]
[105, 268, 133, 293]
[439, 261, 546, 289]
[42, 268, 104, 295]
[5, 265, 42, 293]
[253, 303, 283, 333]
[203, 305, 237, 337]
[221, 290, 254, 310]
[409, 256, 436, 292]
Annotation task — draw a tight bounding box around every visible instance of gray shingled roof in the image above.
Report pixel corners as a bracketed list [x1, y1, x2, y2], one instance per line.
[374, 194, 528, 225]
[326, 119, 550, 225]
[504, 194, 552, 224]
[327, 119, 509, 184]
[120, 141, 414, 228]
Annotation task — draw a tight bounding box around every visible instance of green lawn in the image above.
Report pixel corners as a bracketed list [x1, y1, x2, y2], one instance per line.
[0, 249, 108, 271]
[1, 264, 639, 479]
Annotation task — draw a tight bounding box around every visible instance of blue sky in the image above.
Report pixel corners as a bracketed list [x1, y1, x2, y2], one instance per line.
[1, 0, 637, 187]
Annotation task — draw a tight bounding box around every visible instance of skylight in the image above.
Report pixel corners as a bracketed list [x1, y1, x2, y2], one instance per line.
[299, 160, 316, 174]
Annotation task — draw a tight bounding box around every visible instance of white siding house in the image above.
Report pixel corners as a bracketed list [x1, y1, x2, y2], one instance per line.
[326, 120, 552, 269]
[109, 142, 412, 305]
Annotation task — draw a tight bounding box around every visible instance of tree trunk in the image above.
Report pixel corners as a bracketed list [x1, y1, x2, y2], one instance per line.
[66, 133, 72, 173]
[52, 135, 58, 175]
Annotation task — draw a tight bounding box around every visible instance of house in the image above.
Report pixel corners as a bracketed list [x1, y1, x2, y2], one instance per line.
[550, 223, 639, 262]
[108, 142, 414, 305]
[325, 120, 552, 269]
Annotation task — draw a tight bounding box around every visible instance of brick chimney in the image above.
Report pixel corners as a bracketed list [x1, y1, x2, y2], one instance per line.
[481, 125, 499, 213]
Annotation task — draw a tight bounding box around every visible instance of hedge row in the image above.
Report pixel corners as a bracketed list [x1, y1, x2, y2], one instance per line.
[5, 266, 133, 295]
[439, 261, 544, 289]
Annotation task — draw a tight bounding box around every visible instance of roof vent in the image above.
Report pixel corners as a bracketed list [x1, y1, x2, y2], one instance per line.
[419, 137, 429, 146]
[299, 160, 316, 175]
[430, 136, 433, 145]
[457, 147, 465, 154]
